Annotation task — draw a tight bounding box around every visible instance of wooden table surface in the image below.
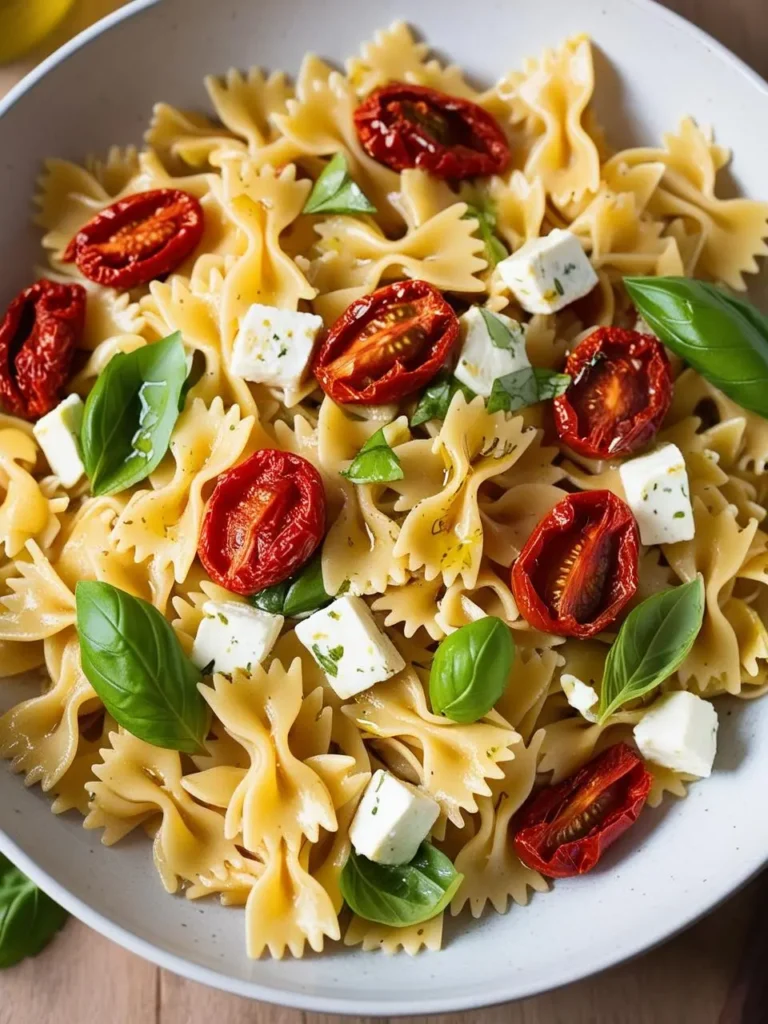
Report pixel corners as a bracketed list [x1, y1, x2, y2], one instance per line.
[1, 0, 767, 1021]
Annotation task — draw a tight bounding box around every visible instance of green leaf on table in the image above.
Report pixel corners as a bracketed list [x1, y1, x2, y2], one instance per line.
[76, 580, 209, 753]
[340, 427, 404, 484]
[303, 152, 377, 215]
[624, 276, 768, 421]
[597, 577, 705, 722]
[0, 854, 67, 969]
[340, 842, 463, 927]
[80, 332, 187, 495]
[486, 366, 571, 414]
[410, 370, 476, 427]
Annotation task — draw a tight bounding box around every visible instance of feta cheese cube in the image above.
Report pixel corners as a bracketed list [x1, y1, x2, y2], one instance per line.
[561, 673, 599, 722]
[230, 303, 323, 390]
[619, 443, 695, 546]
[633, 691, 718, 777]
[454, 306, 532, 397]
[294, 595, 405, 699]
[349, 769, 440, 864]
[32, 394, 85, 489]
[496, 229, 598, 314]
[190, 600, 283, 675]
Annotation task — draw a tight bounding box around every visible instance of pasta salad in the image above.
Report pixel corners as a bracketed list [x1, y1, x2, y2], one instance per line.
[1, 24, 768, 960]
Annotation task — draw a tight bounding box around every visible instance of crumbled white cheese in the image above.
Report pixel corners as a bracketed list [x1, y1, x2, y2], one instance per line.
[561, 673, 599, 722]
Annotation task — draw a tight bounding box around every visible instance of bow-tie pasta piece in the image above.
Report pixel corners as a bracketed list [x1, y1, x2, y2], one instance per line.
[86, 731, 244, 892]
[344, 670, 520, 827]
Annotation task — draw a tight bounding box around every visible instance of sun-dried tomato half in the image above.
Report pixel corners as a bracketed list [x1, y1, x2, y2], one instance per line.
[198, 449, 326, 596]
[62, 189, 204, 290]
[514, 743, 653, 878]
[511, 490, 639, 639]
[553, 326, 672, 460]
[314, 279, 460, 404]
[353, 83, 510, 179]
[0, 279, 86, 420]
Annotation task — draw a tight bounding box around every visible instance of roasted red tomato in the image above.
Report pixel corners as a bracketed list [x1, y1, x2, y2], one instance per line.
[199, 449, 326, 596]
[62, 189, 204, 290]
[354, 83, 510, 179]
[314, 280, 459, 404]
[513, 743, 653, 878]
[553, 327, 672, 460]
[511, 490, 639, 639]
[0, 279, 85, 420]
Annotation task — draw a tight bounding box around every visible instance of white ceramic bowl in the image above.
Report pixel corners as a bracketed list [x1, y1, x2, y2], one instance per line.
[2, 0, 768, 1013]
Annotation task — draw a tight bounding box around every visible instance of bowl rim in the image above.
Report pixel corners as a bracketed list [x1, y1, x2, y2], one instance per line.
[1, 0, 768, 1012]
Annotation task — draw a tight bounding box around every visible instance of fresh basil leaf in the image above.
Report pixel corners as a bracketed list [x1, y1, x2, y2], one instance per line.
[250, 551, 331, 618]
[76, 580, 209, 753]
[340, 842, 463, 927]
[597, 577, 705, 723]
[410, 370, 476, 427]
[463, 202, 509, 269]
[486, 366, 571, 414]
[340, 426, 404, 484]
[429, 616, 514, 723]
[478, 307, 526, 350]
[81, 332, 187, 496]
[249, 578, 291, 615]
[0, 854, 67, 968]
[303, 152, 377, 215]
[624, 276, 768, 421]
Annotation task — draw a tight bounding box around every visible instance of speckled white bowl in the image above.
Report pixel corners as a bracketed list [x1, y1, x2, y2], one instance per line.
[1, 0, 768, 1013]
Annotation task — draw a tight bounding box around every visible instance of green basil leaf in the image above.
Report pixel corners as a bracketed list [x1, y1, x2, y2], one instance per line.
[463, 202, 508, 269]
[303, 152, 377, 215]
[81, 332, 187, 496]
[250, 551, 331, 618]
[429, 616, 514, 723]
[410, 370, 476, 427]
[340, 842, 463, 927]
[486, 366, 571, 414]
[597, 577, 705, 723]
[0, 854, 67, 968]
[76, 580, 209, 753]
[340, 426, 404, 484]
[249, 578, 290, 615]
[624, 276, 768, 421]
[478, 307, 526, 350]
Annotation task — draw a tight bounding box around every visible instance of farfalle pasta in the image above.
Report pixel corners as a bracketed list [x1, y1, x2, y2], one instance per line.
[1, 24, 768, 962]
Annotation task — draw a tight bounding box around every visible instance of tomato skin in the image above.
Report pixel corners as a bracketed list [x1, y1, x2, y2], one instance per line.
[553, 327, 672, 460]
[62, 189, 204, 290]
[0, 279, 85, 420]
[198, 449, 326, 596]
[513, 743, 653, 878]
[511, 490, 639, 639]
[313, 280, 460, 404]
[353, 83, 510, 179]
